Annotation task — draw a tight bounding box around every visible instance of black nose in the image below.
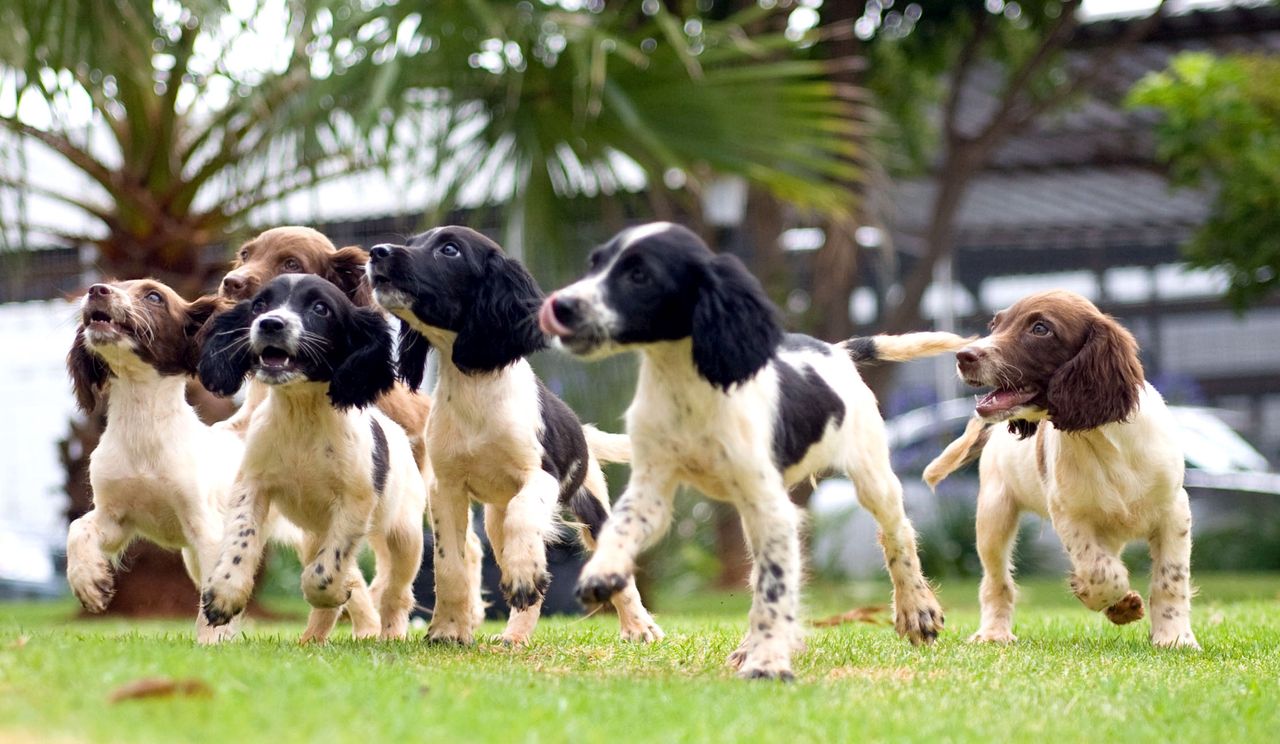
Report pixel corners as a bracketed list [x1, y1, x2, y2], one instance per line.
[258, 316, 285, 333]
[956, 347, 985, 367]
[551, 295, 584, 328]
[88, 284, 111, 297]
[370, 244, 392, 261]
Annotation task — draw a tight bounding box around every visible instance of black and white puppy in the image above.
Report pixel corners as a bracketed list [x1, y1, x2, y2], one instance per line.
[198, 274, 426, 642]
[366, 226, 661, 645]
[541, 222, 971, 679]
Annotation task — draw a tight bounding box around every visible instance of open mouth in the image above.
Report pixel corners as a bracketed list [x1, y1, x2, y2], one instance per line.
[84, 310, 121, 333]
[975, 388, 1038, 417]
[257, 347, 297, 372]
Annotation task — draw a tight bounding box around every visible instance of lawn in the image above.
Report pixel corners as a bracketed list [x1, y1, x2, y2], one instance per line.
[1, 573, 1277, 743]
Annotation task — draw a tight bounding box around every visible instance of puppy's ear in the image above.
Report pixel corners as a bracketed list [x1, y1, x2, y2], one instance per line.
[181, 295, 230, 372]
[452, 252, 546, 374]
[325, 246, 372, 306]
[67, 327, 110, 412]
[330, 307, 395, 410]
[692, 253, 783, 390]
[197, 301, 255, 397]
[1047, 316, 1144, 432]
[396, 321, 431, 391]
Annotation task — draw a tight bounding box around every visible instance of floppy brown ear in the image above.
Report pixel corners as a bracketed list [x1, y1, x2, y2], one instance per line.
[68, 327, 110, 412]
[326, 246, 372, 306]
[1047, 316, 1144, 432]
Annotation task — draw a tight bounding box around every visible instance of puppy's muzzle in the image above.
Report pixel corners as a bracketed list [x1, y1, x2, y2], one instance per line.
[538, 293, 582, 337]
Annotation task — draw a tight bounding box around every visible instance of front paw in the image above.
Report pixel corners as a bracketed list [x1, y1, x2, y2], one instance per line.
[619, 615, 665, 643]
[201, 587, 244, 627]
[735, 644, 796, 682]
[500, 571, 551, 611]
[197, 620, 239, 645]
[1151, 628, 1200, 650]
[895, 599, 945, 646]
[427, 614, 476, 646]
[1104, 591, 1145, 625]
[70, 573, 115, 614]
[968, 628, 1017, 644]
[301, 563, 351, 609]
[577, 570, 629, 605]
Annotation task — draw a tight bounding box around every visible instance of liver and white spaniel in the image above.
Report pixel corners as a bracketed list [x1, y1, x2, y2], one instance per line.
[216, 226, 432, 471]
[926, 290, 1198, 649]
[540, 222, 972, 679]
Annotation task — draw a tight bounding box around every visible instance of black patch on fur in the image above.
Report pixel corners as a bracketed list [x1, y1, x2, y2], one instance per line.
[1008, 419, 1039, 439]
[568, 488, 609, 540]
[535, 380, 590, 503]
[845, 336, 878, 363]
[780, 333, 831, 355]
[370, 417, 390, 494]
[772, 361, 845, 471]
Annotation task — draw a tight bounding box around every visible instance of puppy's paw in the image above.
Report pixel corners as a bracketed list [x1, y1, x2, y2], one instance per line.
[1104, 591, 1145, 625]
[895, 597, 945, 646]
[736, 644, 796, 682]
[70, 574, 115, 614]
[380, 612, 410, 641]
[196, 620, 238, 646]
[1152, 627, 1200, 650]
[576, 571, 629, 605]
[301, 563, 351, 609]
[428, 615, 476, 646]
[500, 571, 551, 612]
[619, 615, 665, 643]
[201, 587, 244, 628]
[968, 628, 1017, 644]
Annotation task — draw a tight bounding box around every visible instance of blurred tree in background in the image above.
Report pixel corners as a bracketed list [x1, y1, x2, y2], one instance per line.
[1129, 52, 1280, 310]
[0, 0, 863, 614]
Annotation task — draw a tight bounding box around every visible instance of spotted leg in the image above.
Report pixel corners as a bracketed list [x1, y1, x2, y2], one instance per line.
[65, 509, 132, 614]
[203, 481, 269, 627]
[428, 482, 482, 644]
[969, 482, 1022, 644]
[300, 491, 376, 612]
[725, 489, 803, 681]
[1148, 491, 1199, 649]
[1057, 517, 1141, 623]
[576, 466, 676, 605]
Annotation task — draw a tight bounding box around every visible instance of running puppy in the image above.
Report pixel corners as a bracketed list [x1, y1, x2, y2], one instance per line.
[198, 274, 426, 641]
[924, 290, 1198, 649]
[216, 226, 432, 472]
[366, 226, 661, 646]
[540, 222, 970, 679]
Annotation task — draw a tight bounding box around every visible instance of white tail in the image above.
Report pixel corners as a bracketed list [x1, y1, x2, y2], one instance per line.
[583, 425, 632, 464]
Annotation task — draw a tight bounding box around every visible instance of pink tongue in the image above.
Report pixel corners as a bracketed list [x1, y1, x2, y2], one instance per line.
[976, 389, 1036, 417]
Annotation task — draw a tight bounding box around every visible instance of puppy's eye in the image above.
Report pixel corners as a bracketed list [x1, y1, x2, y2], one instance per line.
[144, 291, 164, 305]
[281, 258, 302, 272]
[312, 302, 330, 317]
[251, 300, 266, 315]
[239, 249, 249, 261]
[438, 243, 460, 258]
[1030, 321, 1051, 336]
[588, 251, 603, 269]
[628, 267, 650, 285]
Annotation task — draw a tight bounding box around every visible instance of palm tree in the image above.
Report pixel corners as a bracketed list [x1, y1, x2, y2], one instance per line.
[0, 0, 863, 615]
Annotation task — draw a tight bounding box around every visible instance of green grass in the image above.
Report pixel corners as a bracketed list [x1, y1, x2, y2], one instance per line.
[2, 573, 1278, 743]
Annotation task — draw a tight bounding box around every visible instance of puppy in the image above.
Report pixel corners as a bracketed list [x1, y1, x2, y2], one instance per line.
[198, 274, 426, 641]
[540, 222, 971, 679]
[924, 290, 1198, 649]
[64, 280, 349, 643]
[366, 226, 662, 646]
[217, 226, 432, 472]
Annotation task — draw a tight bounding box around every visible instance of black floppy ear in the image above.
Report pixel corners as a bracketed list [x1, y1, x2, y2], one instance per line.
[691, 253, 783, 390]
[182, 295, 229, 373]
[1047, 317, 1144, 432]
[452, 252, 546, 374]
[198, 301, 255, 397]
[67, 327, 110, 412]
[329, 307, 395, 409]
[396, 321, 431, 391]
[325, 246, 372, 306]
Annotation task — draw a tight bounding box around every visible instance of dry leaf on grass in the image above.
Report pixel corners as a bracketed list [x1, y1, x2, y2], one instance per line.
[811, 605, 890, 628]
[108, 677, 212, 703]
[7, 636, 28, 649]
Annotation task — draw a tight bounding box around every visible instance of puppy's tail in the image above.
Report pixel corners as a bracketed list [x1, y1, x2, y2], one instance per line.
[923, 415, 991, 490]
[583, 425, 632, 465]
[842, 332, 974, 363]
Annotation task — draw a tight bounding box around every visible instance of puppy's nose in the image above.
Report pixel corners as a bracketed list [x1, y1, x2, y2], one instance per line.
[369, 244, 392, 261]
[221, 275, 246, 295]
[257, 316, 285, 334]
[956, 347, 985, 367]
[87, 283, 112, 297]
[551, 294, 584, 329]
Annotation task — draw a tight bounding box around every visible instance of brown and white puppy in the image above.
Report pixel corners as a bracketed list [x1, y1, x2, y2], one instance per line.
[64, 280, 376, 643]
[199, 274, 426, 641]
[217, 226, 431, 472]
[926, 290, 1198, 649]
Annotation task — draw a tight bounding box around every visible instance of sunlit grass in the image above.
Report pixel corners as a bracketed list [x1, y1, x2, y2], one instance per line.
[1, 573, 1277, 743]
